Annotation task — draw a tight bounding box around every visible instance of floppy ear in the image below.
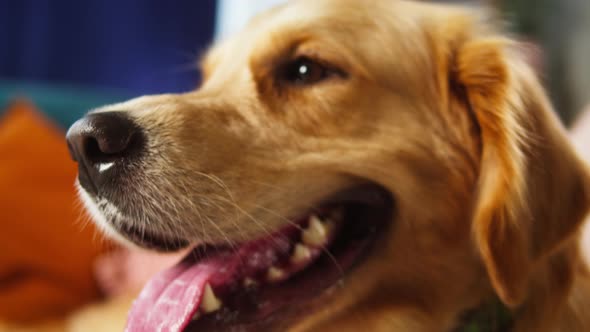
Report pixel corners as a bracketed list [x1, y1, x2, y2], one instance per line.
[453, 37, 590, 307]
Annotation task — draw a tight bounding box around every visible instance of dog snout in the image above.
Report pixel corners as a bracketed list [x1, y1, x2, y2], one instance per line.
[66, 111, 145, 194]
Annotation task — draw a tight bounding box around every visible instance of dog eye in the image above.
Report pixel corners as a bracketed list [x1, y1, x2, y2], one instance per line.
[280, 57, 332, 86]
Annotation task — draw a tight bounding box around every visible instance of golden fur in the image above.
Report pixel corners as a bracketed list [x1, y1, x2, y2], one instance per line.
[45, 0, 590, 331]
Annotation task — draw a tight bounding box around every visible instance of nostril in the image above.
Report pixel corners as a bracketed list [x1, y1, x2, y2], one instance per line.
[84, 136, 108, 164]
[83, 130, 143, 165]
[66, 111, 145, 167]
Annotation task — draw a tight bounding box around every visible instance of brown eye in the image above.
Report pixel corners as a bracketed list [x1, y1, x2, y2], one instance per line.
[280, 57, 331, 86]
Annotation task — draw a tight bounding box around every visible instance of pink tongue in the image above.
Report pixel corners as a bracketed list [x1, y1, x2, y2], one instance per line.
[125, 238, 292, 332]
[125, 256, 229, 332]
[125, 232, 295, 332]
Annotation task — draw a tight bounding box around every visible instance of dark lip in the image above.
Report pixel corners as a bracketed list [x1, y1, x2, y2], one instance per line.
[82, 192, 190, 251]
[183, 183, 394, 332]
[115, 223, 191, 251]
[94, 183, 393, 253]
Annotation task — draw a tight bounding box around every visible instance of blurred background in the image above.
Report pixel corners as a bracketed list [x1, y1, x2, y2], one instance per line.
[0, 0, 588, 330]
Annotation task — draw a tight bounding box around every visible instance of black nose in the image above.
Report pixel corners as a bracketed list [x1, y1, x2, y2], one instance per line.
[66, 112, 144, 194]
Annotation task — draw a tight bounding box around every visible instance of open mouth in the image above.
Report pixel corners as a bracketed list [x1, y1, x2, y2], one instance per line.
[126, 184, 393, 332]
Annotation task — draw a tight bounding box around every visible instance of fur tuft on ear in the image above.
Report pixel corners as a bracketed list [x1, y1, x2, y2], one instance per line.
[454, 36, 590, 307]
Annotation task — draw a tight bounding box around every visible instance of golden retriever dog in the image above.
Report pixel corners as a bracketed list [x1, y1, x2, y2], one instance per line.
[65, 0, 590, 331]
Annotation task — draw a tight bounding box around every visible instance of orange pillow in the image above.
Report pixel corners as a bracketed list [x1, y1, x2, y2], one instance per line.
[0, 100, 108, 323]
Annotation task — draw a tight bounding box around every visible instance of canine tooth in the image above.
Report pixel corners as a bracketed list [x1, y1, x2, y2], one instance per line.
[291, 243, 312, 264]
[302, 215, 329, 247]
[267, 267, 286, 282]
[200, 284, 222, 313]
[192, 312, 201, 321]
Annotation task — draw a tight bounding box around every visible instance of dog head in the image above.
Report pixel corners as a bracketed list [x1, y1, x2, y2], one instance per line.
[67, 1, 590, 331]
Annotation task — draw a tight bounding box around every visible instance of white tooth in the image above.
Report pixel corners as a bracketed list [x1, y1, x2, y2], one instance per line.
[192, 312, 201, 321]
[267, 267, 286, 282]
[243, 278, 258, 287]
[290, 243, 312, 264]
[200, 283, 222, 313]
[302, 215, 330, 247]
